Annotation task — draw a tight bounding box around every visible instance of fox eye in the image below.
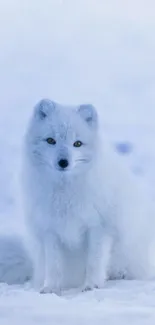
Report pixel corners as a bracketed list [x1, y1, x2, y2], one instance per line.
[46, 138, 56, 145]
[73, 140, 83, 147]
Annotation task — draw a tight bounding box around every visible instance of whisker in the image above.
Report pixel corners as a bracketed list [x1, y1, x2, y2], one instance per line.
[76, 158, 90, 163]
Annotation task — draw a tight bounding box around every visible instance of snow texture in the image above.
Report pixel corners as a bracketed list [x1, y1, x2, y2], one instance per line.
[0, 281, 155, 325]
[0, 0, 155, 324]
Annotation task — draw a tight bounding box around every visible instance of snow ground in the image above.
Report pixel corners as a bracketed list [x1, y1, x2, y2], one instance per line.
[0, 281, 155, 325]
[0, 0, 155, 324]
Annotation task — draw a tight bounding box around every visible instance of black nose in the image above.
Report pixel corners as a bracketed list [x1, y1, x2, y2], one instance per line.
[58, 159, 69, 169]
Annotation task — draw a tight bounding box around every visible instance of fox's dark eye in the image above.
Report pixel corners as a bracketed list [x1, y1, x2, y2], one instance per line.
[73, 140, 83, 148]
[46, 138, 56, 145]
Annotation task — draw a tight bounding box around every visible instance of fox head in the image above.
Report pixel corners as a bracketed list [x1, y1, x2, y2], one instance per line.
[26, 99, 98, 177]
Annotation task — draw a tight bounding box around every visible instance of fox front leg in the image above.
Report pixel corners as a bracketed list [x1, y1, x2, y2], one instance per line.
[83, 228, 112, 291]
[40, 234, 63, 295]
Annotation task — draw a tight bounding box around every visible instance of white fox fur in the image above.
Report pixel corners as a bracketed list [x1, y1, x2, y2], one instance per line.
[0, 235, 32, 284]
[0, 99, 154, 292]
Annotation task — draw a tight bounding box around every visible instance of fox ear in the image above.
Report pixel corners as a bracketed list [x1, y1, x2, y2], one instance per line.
[34, 99, 56, 120]
[77, 104, 98, 128]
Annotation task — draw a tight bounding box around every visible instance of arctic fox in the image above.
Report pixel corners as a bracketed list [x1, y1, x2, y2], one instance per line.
[20, 99, 155, 294]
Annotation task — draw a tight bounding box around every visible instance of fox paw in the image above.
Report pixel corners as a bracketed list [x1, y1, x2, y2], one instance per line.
[40, 286, 61, 295]
[82, 285, 99, 292]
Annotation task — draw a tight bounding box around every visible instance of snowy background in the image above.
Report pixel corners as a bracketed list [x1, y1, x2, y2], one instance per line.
[0, 0, 155, 324]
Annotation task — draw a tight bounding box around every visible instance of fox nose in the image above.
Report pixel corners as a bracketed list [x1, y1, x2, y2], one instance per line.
[58, 159, 69, 169]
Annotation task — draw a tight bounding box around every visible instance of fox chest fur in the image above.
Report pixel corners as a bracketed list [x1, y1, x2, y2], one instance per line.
[25, 170, 101, 247]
